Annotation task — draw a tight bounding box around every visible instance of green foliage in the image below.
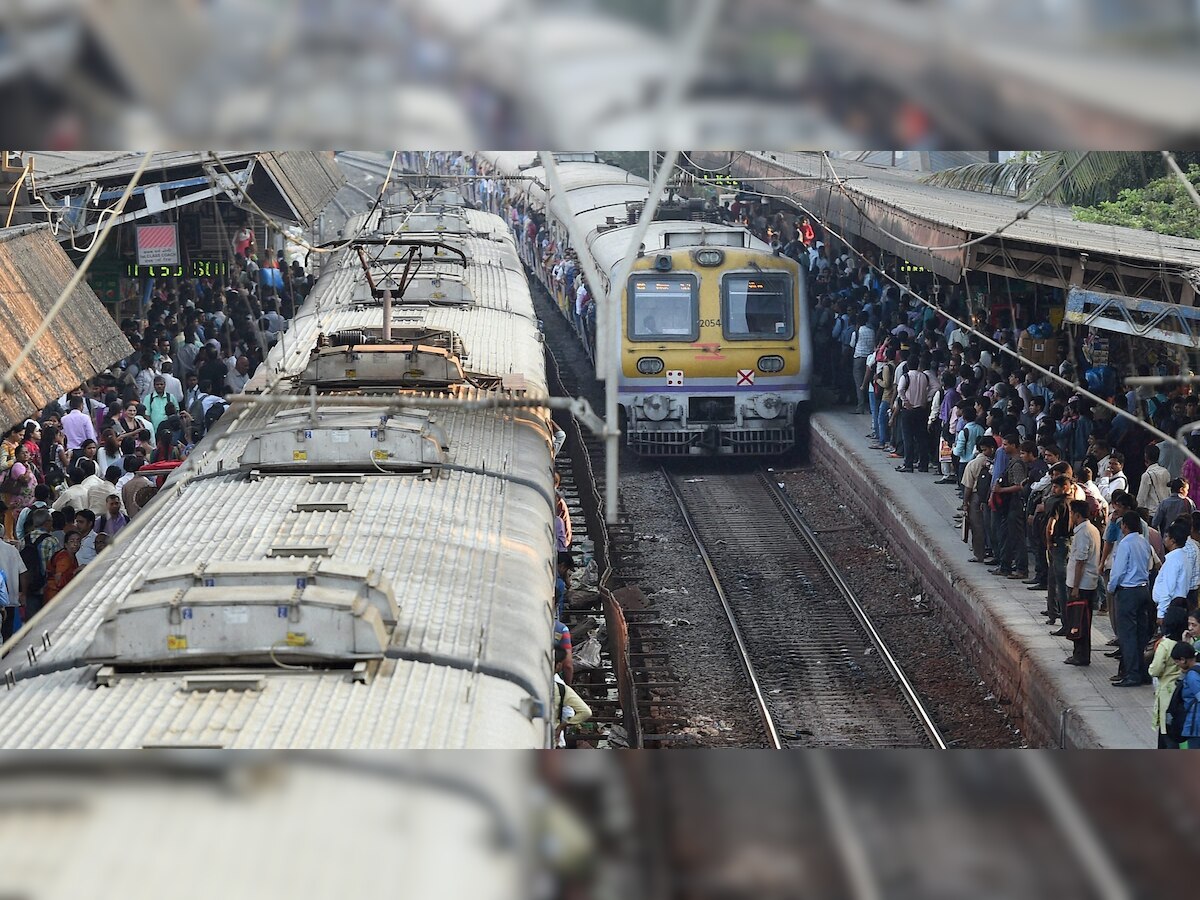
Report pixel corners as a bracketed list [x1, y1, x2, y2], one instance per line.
[600, 152, 650, 180]
[921, 152, 1200, 207]
[1072, 165, 1200, 240]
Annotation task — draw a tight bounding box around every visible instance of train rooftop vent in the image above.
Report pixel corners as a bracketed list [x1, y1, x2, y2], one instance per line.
[85, 577, 392, 667]
[349, 271, 473, 307]
[300, 342, 466, 390]
[663, 229, 747, 249]
[429, 188, 468, 206]
[553, 151, 599, 163]
[386, 210, 471, 235]
[238, 406, 448, 474]
[371, 238, 472, 265]
[121, 559, 400, 626]
[395, 273, 473, 306]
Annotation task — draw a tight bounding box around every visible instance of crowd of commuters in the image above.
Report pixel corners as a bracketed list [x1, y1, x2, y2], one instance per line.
[0, 229, 308, 642]
[812, 231, 1200, 748]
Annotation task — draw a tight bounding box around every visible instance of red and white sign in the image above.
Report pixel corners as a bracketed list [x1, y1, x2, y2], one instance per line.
[736, 369, 755, 386]
[136, 223, 180, 266]
[666, 370, 684, 386]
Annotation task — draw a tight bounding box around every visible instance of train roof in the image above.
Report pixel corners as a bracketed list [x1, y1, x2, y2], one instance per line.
[0, 205, 557, 749]
[3, 756, 535, 899]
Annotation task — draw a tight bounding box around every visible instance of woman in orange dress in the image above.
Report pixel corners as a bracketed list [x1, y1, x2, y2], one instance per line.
[43, 531, 82, 605]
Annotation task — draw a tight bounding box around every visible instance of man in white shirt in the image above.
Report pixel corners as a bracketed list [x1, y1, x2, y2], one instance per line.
[1064, 499, 1101, 666]
[52, 467, 91, 513]
[225, 356, 252, 395]
[158, 361, 183, 405]
[1153, 520, 1192, 623]
[1098, 453, 1129, 503]
[1137, 444, 1172, 518]
[73, 510, 99, 566]
[60, 395, 97, 450]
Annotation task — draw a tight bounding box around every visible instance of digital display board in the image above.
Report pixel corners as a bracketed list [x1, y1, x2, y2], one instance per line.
[124, 261, 229, 278]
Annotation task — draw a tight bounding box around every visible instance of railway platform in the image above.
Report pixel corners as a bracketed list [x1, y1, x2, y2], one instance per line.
[809, 409, 1155, 749]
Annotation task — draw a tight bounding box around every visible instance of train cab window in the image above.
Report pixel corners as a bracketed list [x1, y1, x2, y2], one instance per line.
[627, 275, 698, 341]
[721, 274, 793, 340]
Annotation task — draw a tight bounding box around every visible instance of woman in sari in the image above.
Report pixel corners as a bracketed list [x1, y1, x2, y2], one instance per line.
[43, 531, 82, 605]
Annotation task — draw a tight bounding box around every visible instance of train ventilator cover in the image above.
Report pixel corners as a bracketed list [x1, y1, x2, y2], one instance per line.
[238, 406, 449, 473]
[387, 209, 473, 235]
[300, 344, 466, 390]
[86, 580, 392, 666]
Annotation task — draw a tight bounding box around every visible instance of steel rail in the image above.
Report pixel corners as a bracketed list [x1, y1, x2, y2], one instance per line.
[758, 470, 948, 750]
[661, 467, 784, 749]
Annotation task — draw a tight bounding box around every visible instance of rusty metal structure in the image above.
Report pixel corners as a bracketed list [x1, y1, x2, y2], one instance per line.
[0, 223, 132, 427]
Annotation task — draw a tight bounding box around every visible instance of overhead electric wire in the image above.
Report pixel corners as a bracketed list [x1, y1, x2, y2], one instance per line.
[820, 150, 1096, 254]
[692, 162, 1200, 473]
[205, 151, 399, 255]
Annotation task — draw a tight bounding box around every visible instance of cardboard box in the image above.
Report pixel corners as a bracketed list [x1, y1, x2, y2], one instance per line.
[1018, 333, 1059, 368]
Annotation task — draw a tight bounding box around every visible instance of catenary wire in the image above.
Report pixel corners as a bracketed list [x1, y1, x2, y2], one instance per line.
[696, 164, 1200, 473]
[205, 151, 398, 256]
[820, 150, 1095, 254]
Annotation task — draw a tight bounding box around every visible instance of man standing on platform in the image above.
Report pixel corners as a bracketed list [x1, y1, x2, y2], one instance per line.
[1107, 511, 1154, 688]
[961, 436, 996, 564]
[1064, 499, 1101, 667]
[1045, 476, 1074, 631]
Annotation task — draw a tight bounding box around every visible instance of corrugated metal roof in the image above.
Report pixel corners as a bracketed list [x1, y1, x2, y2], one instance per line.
[259, 221, 545, 390]
[0, 224, 133, 427]
[254, 151, 346, 225]
[33, 151, 345, 226]
[738, 151, 1200, 269]
[0, 661, 543, 749]
[33, 151, 256, 191]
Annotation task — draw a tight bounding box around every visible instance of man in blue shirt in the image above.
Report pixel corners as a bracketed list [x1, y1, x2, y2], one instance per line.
[1107, 511, 1154, 687]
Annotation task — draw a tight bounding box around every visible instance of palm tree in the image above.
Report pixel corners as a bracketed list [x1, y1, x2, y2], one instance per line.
[920, 151, 1197, 207]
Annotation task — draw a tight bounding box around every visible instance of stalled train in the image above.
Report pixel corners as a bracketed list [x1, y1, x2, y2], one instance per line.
[476, 152, 812, 456]
[0, 198, 560, 749]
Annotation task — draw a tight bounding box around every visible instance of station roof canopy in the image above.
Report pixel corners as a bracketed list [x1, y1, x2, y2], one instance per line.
[0, 224, 133, 429]
[694, 151, 1200, 307]
[31, 150, 345, 227]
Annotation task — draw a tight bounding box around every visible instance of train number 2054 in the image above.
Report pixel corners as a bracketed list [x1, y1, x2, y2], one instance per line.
[699, 318, 722, 328]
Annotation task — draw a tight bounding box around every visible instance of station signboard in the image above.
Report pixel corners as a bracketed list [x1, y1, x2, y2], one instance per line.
[136, 224, 180, 266]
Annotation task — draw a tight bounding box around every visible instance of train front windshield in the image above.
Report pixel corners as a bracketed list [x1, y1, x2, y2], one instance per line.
[722, 274, 793, 340]
[628, 275, 698, 341]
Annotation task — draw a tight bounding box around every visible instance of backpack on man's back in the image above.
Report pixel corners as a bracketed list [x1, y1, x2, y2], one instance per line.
[19, 533, 53, 597]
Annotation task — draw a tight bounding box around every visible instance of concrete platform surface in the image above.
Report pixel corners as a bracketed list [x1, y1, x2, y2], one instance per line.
[809, 409, 1155, 749]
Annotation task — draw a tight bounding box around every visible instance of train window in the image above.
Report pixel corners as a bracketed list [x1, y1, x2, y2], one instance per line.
[627, 275, 698, 341]
[721, 274, 793, 340]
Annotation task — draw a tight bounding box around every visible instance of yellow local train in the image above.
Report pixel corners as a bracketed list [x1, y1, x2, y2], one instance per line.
[477, 152, 812, 456]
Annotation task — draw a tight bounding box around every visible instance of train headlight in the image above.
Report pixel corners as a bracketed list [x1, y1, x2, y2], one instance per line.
[695, 249, 724, 267]
[754, 393, 784, 420]
[641, 394, 672, 422]
[758, 355, 785, 373]
[637, 356, 665, 375]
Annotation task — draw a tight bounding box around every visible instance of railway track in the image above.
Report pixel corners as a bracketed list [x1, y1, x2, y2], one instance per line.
[663, 466, 946, 749]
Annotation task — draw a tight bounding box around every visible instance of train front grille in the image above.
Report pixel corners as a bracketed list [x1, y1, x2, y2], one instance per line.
[687, 396, 736, 424]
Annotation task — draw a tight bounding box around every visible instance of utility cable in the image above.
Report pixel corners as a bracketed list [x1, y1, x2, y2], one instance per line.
[1161, 151, 1200, 215]
[710, 166, 1200, 472]
[205, 151, 398, 255]
[1, 151, 155, 396]
[820, 150, 1095, 254]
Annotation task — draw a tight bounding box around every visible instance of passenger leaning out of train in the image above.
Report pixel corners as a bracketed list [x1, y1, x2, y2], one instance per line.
[553, 646, 591, 748]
